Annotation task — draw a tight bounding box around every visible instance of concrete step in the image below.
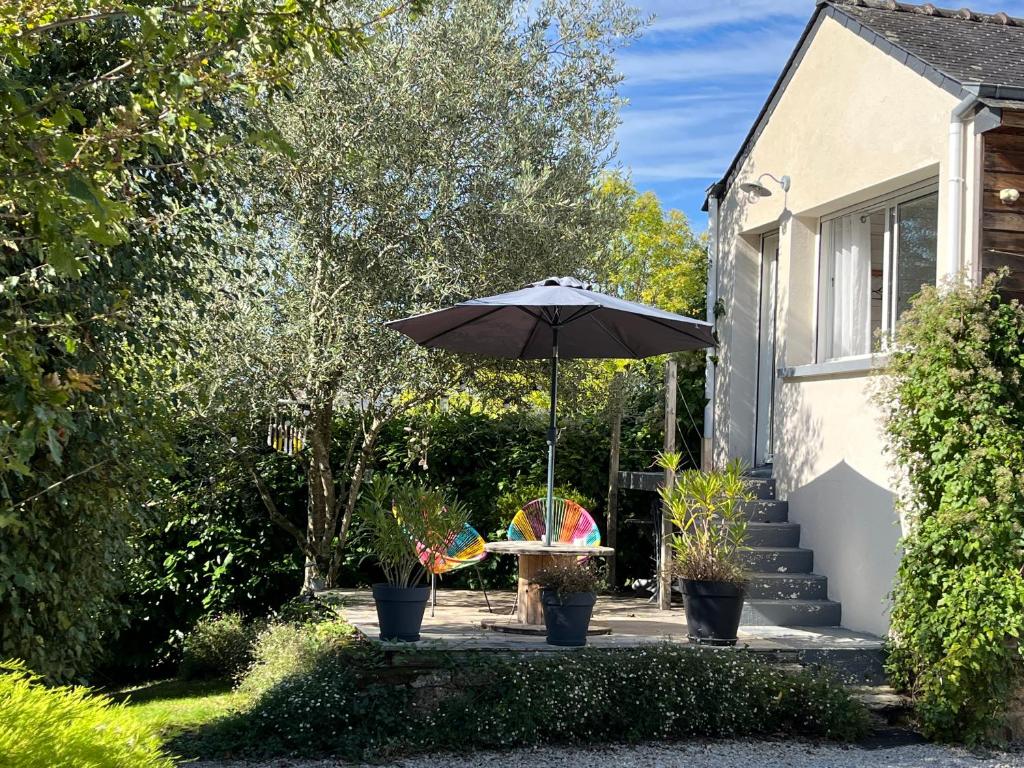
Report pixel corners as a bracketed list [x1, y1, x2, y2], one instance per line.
[745, 522, 800, 548]
[746, 572, 829, 600]
[741, 598, 842, 627]
[743, 476, 776, 500]
[741, 546, 813, 573]
[737, 498, 788, 523]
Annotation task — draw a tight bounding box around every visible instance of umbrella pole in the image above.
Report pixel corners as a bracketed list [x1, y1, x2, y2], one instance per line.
[545, 327, 558, 547]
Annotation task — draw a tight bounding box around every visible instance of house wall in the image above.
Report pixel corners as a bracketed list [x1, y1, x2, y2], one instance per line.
[981, 113, 1024, 303]
[712, 14, 978, 636]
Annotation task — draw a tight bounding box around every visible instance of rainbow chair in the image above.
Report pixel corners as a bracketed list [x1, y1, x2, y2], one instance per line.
[507, 497, 601, 546]
[417, 523, 491, 616]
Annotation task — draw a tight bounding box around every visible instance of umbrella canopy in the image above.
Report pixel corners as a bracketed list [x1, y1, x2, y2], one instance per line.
[386, 276, 714, 359]
[386, 276, 715, 546]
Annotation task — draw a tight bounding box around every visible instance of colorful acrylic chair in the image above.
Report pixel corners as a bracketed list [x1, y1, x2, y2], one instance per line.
[417, 522, 491, 616]
[507, 497, 601, 546]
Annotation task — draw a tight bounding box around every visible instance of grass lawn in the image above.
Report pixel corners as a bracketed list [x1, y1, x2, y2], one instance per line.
[112, 678, 249, 741]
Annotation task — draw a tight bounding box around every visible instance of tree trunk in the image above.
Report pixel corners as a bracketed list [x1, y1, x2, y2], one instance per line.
[326, 415, 383, 586]
[605, 371, 624, 589]
[304, 396, 336, 592]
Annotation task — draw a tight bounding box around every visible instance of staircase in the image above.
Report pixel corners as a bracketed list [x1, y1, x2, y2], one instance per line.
[739, 475, 842, 627]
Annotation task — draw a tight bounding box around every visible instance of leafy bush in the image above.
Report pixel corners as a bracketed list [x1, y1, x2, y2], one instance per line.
[275, 594, 338, 625]
[182, 644, 867, 761]
[0, 659, 174, 768]
[878, 273, 1024, 743]
[239, 618, 356, 698]
[178, 614, 259, 682]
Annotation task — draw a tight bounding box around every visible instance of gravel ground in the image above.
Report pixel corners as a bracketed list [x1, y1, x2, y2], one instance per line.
[189, 740, 1024, 768]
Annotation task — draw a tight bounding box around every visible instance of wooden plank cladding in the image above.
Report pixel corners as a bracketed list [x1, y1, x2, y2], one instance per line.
[982, 115, 1024, 302]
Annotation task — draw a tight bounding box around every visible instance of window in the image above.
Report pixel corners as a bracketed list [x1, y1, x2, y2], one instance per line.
[816, 186, 938, 361]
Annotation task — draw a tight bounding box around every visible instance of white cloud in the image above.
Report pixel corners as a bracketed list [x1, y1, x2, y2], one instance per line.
[616, 33, 795, 85]
[643, 0, 810, 34]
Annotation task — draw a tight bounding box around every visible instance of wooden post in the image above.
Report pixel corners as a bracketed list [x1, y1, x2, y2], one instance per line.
[605, 372, 623, 589]
[659, 358, 677, 610]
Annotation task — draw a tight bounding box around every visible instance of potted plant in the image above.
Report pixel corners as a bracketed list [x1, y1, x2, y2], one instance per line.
[357, 475, 468, 642]
[657, 453, 754, 646]
[532, 562, 603, 647]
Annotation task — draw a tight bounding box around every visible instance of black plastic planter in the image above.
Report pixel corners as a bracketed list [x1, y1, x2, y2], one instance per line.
[372, 583, 429, 641]
[679, 579, 745, 646]
[541, 589, 597, 647]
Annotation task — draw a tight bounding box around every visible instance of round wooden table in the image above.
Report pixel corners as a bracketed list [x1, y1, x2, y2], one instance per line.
[484, 540, 615, 626]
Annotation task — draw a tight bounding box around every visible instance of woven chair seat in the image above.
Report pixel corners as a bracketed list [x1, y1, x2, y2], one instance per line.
[507, 497, 601, 546]
[417, 523, 488, 576]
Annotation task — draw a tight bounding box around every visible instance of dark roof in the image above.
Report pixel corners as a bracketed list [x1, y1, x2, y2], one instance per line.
[837, 1, 1024, 91]
[704, 0, 1024, 210]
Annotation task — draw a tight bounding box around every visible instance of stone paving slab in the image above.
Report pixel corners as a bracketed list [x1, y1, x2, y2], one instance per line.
[320, 588, 884, 653]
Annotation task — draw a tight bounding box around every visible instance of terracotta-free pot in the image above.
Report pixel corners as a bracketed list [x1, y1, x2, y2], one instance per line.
[541, 589, 597, 647]
[679, 579, 745, 646]
[371, 583, 429, 641]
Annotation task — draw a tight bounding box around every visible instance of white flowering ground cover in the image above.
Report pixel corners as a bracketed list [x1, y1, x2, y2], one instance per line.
[190, 740, 1024, 767]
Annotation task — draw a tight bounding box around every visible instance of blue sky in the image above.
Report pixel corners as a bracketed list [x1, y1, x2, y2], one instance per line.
[616, 0, 1024, 230]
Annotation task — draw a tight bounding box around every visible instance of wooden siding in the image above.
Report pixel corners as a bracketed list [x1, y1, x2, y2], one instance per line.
[982, 118, 1024, 302]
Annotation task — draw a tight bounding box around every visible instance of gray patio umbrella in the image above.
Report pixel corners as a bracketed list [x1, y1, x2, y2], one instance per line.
[386, 276, 715, 545]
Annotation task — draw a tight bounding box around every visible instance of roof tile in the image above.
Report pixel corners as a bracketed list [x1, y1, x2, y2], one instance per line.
[830, 0, 1024, 88]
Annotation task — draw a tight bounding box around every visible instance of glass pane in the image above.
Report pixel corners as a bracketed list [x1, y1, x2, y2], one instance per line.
[895, 192, 938, 318]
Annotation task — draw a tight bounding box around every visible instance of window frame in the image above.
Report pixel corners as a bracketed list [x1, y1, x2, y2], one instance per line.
[815, 180, 939, 363]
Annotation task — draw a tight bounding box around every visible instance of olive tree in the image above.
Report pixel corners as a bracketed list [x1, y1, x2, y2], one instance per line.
[201, 0, 640, 589]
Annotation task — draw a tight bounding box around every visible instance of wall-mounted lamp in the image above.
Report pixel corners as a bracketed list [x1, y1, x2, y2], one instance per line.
[1000, 188, 1020, 204]
[740, 173, 791, 202]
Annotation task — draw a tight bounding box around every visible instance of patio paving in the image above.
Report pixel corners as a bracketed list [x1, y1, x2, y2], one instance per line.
[322, 588, 883, 655]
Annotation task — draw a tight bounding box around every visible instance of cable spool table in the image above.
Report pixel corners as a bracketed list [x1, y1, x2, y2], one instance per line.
[482, 540, 615, 633]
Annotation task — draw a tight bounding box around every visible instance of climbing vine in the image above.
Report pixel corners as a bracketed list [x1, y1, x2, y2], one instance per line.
[877, 272, 1024, 743]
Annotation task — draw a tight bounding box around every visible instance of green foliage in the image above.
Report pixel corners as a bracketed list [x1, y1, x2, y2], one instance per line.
[357, 477, 470, 588]
[599, 173, 708, 317]
[878, 273, 1024, 743]
[103, 444, 304, 683]
[0, 0, 409, 682]
[178, 614, 259, 683]
[197, 0, 641, 590]
[275, 594, 339, 625]
[238, 619, 357, 699]
[183, 644, 868, 761]
[657, 455, 752, 584]
[0, 659, 174, 768]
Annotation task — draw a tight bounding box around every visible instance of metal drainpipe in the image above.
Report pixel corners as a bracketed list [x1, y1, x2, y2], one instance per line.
[948, 88, 980, 280]
[702, 194, 720, 471]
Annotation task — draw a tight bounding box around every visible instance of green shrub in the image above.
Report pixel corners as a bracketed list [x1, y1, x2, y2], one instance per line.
[178, 613, 258, 681]
[275, 594, 338, 625]
[182, 644, 868, 761]
[239, 618, 356, 698]
[0, 659, 174, 768]
[877, 273, 1024, 743]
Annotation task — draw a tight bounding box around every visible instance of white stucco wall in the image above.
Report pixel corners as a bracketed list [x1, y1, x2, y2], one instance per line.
[710, 13, 981, 636]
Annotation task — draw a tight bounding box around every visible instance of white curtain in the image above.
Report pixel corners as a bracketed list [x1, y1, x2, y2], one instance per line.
[830, 214, 872, 358]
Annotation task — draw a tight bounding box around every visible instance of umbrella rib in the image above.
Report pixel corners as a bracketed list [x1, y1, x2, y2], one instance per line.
[417, 305, 507, 347]
[591, 314, 641, 358]
[517, 312, 543, 360]
[558, 306, 600, 327]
